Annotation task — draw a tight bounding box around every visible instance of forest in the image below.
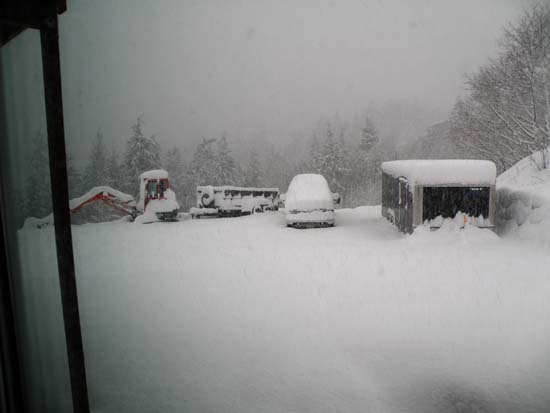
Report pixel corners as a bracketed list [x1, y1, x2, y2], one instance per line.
[20, 3, 550, 224]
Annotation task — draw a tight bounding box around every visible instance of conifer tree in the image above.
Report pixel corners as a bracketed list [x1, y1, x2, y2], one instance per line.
[82, 131, 107, 192]
[22, 133, 52, 221]
[191, 138, 217, 186]
[105, 150, 122, 189]
[66, 153, 83, 200]
[263, 148, 292, 192]
[243, 151, 262, 187]
[215, 136, 238, 185]
[123, 116, 161, 194]
[163, 147, 187, 197]
[360, 116, 379, 153]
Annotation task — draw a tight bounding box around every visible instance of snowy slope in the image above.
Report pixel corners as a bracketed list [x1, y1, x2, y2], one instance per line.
[497, 150, 550, 200]
[497, 150, 550, 245]
[19, 207, 550, 413]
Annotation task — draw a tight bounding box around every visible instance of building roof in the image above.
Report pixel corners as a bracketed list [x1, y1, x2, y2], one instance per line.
[381, 160, 496, 186]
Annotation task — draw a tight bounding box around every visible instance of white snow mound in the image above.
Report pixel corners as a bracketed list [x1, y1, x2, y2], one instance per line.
[17, 206, 550, 412]
[382, 159, 496, 186]
[139, 169, 169, 180]
[69, 186, 136, 210]
[496, 149, 550, 245]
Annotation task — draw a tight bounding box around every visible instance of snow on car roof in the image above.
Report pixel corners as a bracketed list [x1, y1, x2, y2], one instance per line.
[139, 169, 169, 180]
[381, 160, 496, 186]
[285, 173, 334, 212]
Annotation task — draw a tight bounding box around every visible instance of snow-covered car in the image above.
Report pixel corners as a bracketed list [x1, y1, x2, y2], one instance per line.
[284, 173, 336, 228]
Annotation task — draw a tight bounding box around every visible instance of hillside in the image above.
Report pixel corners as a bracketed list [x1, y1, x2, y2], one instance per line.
[497, 150, 550, 246]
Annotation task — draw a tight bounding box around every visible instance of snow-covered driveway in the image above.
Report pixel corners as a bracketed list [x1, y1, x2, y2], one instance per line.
[32, 207, 550, 412]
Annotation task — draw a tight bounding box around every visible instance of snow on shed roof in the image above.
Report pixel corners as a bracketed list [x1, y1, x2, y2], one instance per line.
[139, 169, 169, 180]
[381, 160, 496, 186]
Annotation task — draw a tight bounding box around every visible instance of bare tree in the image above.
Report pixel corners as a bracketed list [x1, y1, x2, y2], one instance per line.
[450, 3, 550, 172]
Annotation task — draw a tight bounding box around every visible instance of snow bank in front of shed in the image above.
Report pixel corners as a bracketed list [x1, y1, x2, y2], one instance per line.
[496, 150, 550, 245]
[424, 211, 492, 229]
[382, 160, 496, 186]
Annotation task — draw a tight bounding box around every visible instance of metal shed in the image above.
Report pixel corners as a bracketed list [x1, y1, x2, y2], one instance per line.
[381, 160, 497, 233]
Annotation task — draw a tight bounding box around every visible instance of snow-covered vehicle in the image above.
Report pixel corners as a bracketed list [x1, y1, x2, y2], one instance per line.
[284, 174, 338, 228]
[190, 186, 279, 218]
[381, 160, 496, 233]
[137, 170, 180, 222]
[69, 186, 139, 218]
[27, 169, 179, 227]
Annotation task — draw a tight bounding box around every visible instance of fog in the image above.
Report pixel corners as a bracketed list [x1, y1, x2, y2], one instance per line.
[7, 0, 535, 163]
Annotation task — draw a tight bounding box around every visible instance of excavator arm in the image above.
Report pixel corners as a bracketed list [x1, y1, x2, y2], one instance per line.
[69, 186, 138, 219]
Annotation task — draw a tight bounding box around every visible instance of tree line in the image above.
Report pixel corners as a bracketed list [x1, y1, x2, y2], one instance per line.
[449, 3, 550, 173]
[21, 3, 549, 224]
[21, 113, 384, 223]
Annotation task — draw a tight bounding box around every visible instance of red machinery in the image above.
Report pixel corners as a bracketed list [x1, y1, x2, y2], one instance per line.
[69, 186, 138, 219]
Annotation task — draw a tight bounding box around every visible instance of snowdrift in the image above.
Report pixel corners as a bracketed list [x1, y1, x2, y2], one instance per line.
[382, 159, 496, 186]
[17, 206, 550, 412]
[496, 150, 550, 245]
[16, 154, 550, 412]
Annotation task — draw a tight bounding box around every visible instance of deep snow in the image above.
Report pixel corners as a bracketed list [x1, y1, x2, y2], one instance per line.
[20, 206, 550, 412]
[382, 160, 496, 186]
[497, 150, 550, 246]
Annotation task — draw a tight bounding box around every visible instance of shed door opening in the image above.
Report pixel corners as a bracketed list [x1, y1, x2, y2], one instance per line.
[422, 186, 490, 221]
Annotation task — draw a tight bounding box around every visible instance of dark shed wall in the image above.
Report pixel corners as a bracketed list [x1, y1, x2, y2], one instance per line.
[381, 173, 414, 233]
[381, 172, 399, 211]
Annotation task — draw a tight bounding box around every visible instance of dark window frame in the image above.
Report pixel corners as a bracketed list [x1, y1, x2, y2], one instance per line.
[0, 1, 90, 412]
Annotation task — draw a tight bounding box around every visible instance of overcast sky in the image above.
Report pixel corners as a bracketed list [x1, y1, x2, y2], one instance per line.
[53, 0, 534, 161]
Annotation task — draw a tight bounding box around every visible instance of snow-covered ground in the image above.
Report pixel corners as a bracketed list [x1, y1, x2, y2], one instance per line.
[497, 150, 550, 246]
[20, 205, 550, 412]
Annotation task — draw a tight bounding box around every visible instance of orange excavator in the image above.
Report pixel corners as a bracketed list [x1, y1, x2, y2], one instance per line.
[69, 170, 179, 222]
[69, 186, 139, 219]
[26, 170, 179, 228]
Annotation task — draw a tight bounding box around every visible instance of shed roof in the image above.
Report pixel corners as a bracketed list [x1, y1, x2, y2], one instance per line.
[381, 160, 496, 186]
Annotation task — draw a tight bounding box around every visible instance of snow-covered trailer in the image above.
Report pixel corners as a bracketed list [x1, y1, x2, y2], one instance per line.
[191, 186, 280, 218]
[381, 160, 496, 233]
